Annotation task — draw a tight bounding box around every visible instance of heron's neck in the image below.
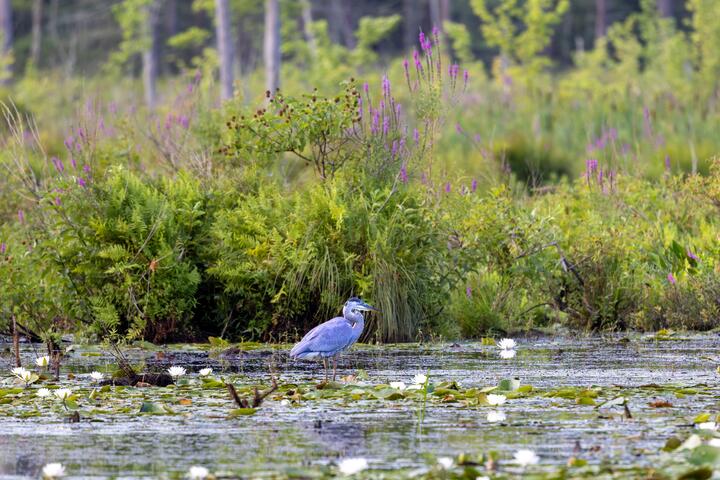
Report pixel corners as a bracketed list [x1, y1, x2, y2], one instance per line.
[343, 305, 365, 326]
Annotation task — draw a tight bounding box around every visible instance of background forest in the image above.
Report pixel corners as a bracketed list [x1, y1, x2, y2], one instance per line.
[0, 0, 719, 351]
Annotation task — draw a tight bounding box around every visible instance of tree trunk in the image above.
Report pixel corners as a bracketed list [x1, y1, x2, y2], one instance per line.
[595, 0, 607, 39]
[0, 0, 12, 83]
[403, 0, 418, 51]
[216, 0, 234, 101]
[142, 0, 161, 109]
[264, 0, 280, 94]
[657, 0, 673, 17]
[30, 0, 43, 66]
[329, 0, 354, 49]
[300, 0, 317, 59]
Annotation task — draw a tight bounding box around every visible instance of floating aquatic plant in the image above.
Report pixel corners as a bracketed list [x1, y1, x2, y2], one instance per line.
[42, 463, 65, 479]
[514, 449, 539, 467]
[168, 366, 187, 378]
[338, 457, 368, 475]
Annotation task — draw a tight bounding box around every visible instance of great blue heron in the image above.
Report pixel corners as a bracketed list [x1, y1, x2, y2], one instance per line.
[290, 297, 379, 382]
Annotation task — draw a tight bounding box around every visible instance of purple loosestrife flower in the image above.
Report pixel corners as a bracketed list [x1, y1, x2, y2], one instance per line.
[77, 177, 87, 188]
[403, 58, 411, 87]
[18, 210, 24, 224]
[51, 157, 64, 173]
[471, 179, 478, 192]
[444, 182, 451, 193]
[83, 164, 91, 175]
[78, 127, 86, 141]
[687, 249, 699, 262]
[70, 157, 77, 169]
[399, 164, 408, 183]
[363, 82, 370, 95]
[667, 272, 677, 285]
[455, 123, 463, 134]
[179, 115, 190, 129]
[357, 96, 363, 119]
[54, 197, 61, 206]
[382, 116, 390, 136]
[413, 49, 422, 73]
[64, 136, 74, 151]
[466, 286, 472, 298]
[371, 110, 380, 135]
[419, 31, 426, 49]
[664, 154, 671, 172]
[382, 75, 391, 98]
[463, 70, 469, 89]
[0, 243, 6, 254]
[413, 128, 419, 144]
[391, 140, 398, 158]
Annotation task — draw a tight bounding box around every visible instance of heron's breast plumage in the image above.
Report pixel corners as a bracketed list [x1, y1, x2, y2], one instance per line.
[290, 316, 361, 359]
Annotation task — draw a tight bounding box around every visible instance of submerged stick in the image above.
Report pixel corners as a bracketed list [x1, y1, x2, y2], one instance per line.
[12, 315, 20, 368]
[226, 377, 278, 408]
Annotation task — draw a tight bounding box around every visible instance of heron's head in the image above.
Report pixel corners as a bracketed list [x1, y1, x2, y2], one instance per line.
[345, 297, 380, 313]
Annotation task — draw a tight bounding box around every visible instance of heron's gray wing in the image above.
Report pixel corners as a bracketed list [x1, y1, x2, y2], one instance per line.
[290, 317, 355, 358]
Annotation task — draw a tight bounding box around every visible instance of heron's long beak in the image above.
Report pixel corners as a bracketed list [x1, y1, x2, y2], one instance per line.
[360, 302, 380, 313]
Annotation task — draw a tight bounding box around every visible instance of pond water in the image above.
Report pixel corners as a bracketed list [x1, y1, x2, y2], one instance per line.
[0, 333, 718, 479]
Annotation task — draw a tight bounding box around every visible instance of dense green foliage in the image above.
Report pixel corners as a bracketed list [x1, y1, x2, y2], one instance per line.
[1, 1, 720, 343]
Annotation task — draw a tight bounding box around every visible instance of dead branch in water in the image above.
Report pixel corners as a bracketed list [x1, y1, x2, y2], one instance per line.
[226, 377, 278, 408]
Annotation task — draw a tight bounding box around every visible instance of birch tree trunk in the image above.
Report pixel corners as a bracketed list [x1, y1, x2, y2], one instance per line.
[264, 0, 280, 94]
[142, 1, 160, 109]
[403, 0, 418, 51]
[31, 0, 43, 66]
[216, 0, 234, 100]
[0, 0, 12, 83]
[301, 0, 317, 59]
[595, 0, 607, 39]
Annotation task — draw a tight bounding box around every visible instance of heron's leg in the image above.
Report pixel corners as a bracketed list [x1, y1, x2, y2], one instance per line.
[332, 356, 337, 381]
[322, 358, 328, 382]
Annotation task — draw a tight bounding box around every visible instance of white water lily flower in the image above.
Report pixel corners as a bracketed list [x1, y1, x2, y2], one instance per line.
[437, 457, 454, 469]
[90, 371, 104, 382]
[412, 373, 427, 385]
[486, 394, 507, 406]
[697, 422, 717, 431]
[679, 434, 703, 451]
[36, 356, 50, 367]
[499, 349, 517, 359]
[199, 368, 213, 376]
[486, 410, 506, 423]
[37, 388, 51, 398]
[187, 465, 210, 479]
[513, 449, 539, 466]
[389, 381, 406, 390]
[497, 338, 517, 350]
[54, 388, 72, 400]
[168, 366, 187, 378]
[338, 457, 368, 475]
[42, 462, 66, 478]
[11, 366, 29, 379]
